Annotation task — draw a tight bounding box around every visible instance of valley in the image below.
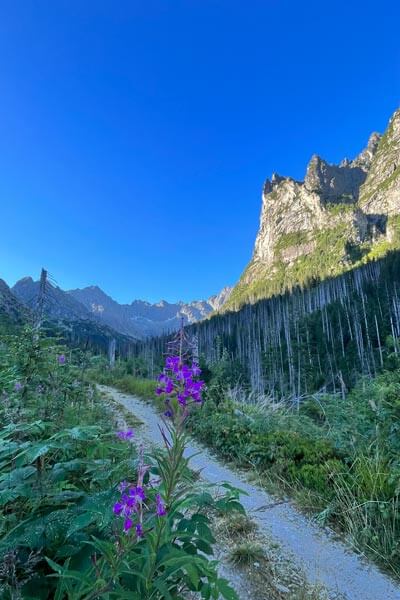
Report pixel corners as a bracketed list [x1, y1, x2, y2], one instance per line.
[2, 107, 400, 598]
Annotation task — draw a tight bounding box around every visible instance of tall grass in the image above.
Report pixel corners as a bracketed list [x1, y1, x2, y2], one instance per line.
[332, 453, 400, 575]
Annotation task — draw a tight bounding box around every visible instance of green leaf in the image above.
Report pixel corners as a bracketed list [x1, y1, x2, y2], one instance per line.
[19, 443, 51, 463]
[67, 512, 96, 537]
[218, 578, 240, 600]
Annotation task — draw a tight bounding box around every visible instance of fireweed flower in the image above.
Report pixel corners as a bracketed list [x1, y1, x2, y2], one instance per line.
[124, 517, 133, 533]
[113, 481, 165, 536]
[116, 429, 134, 441]
[129, 486, 146, 503]
[58, 354, 66, 365]
[156, 355, 205, 418]
[155, 493, 167, 517]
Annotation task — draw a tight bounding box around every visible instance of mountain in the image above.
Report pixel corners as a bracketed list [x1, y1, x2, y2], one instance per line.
[0, 279, 29, 327]
[12, 277, 92, 322]
[11, 276, 232, 339]
[9, 277, 137, 355]
[137, 249, 400, 397]
[226, 107, 400, 310]
[68, 285, 233, 338]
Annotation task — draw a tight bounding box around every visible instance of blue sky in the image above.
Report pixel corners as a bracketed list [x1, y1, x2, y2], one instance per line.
[0, 1, 399, 303]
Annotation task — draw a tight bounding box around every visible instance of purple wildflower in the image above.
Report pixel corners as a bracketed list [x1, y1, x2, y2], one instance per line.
[123, 517, 133, 532]
[155, 493, 167, 517]
[164, 378, 174, 394]
[58, 354, 66, 365]
[116, 429, 134, 441]
[113, 501, 124, 515]
[177, 393, 187, 406]
[135, 523, 144, 538]
[157, 355, 205, 414]
[129, 486, 145, 503]
[14, 382, 23, 392]
[191, 362, 201, 377]
[166, 356, 181, 372]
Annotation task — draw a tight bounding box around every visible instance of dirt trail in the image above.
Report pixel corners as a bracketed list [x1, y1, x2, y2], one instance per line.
[100, 385, 400, 600]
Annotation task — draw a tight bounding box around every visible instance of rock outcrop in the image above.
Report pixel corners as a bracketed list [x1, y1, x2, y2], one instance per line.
[359, 109, 400, 216]
[226, 107, 400, 310]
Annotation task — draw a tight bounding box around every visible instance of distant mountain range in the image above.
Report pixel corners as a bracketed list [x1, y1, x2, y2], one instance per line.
[10, 277, 232, 339]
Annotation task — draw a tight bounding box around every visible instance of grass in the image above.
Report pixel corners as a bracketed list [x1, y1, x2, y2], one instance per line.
[110, 375, 156, 398]
[219, 512, 257, 537]
[89, 368, 157, 400]
[228, 542, 265, 566]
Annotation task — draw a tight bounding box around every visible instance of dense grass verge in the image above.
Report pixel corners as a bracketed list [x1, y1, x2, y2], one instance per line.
[93, 367, 157, 398]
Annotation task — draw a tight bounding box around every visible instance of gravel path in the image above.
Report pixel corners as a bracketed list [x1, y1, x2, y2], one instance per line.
[100, 386, 400, 600]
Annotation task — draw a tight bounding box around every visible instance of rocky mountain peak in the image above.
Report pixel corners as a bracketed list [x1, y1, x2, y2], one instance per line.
[226, 107, 400, 310]
[304, 151, 368, 203]
[352, 131, 382, 168]
[208, 286, 233, 310]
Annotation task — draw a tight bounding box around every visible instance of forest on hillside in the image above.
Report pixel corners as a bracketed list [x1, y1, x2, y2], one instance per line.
[130, 250, 400, 399]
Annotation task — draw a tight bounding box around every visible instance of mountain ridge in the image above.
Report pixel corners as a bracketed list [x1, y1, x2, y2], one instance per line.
[225, 107, 400, 310]
[10, 277, 232, 339]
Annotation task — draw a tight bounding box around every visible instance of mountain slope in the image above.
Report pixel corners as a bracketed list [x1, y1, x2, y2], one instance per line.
[12, 277, 91, 322]
[11, 277, 232, 339]
[10, 277, 137, 354]
[68, 285, 232, 338]
[0, 279, 30, 327]
[226, 108, 400, 310]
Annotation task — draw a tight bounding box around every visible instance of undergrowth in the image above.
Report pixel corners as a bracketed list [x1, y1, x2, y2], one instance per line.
[95, 356, 400, 578]
[0, 329, 242, 599]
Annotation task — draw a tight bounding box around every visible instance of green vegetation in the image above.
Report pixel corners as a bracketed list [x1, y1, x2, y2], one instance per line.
[181, 356, 400, 576]
[228, 542, 264, 567]
[228, 204, 400, 310]
[92, 358, 157, 398]
[228, 221, 359, 308]
[274, 231, 311, 252]
[0, 327, 242, 599]
[90, 341, 400, 577]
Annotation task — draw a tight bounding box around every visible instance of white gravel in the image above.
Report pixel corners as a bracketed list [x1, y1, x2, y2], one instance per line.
[100, 386, 400, 600]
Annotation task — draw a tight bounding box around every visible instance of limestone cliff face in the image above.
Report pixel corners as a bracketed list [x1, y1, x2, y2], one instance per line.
[227, 108, 400, 310]
[359, 109, 400, 217]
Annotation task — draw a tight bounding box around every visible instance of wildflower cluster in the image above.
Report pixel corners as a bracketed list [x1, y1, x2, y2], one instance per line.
[113, 444, 167, 537]
[113, 483, 146, 536]
[156, 355, 205, 417]
[113, 356, 204, 541]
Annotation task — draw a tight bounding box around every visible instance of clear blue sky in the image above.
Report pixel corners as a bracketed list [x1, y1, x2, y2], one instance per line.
[1, 1, 399, 303]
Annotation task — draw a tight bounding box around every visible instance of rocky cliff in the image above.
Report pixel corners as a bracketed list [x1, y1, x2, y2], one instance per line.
[226, 108, 400, 310]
